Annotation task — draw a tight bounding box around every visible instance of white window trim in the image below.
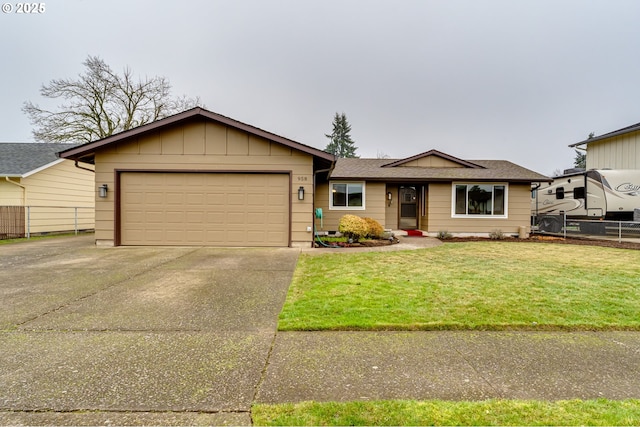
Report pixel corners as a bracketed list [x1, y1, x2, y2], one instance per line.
[329, 181, 366, 210]
[451, 182, 509, 218]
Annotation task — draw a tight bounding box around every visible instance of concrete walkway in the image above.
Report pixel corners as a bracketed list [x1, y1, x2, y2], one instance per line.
[258, 330, 640, 403]
[1, 235, 639, 426]
[302, 233, 443, 254]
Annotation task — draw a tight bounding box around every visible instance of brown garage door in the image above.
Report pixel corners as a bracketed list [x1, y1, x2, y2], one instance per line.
[120, 172, 289, 246]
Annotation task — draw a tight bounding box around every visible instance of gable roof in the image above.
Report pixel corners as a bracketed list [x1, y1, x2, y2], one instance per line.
[381, 149, 484, 169]
[330, 156, 550, 183]
[569, 121, 640, 147]
[57, 107, 335, 166]
[0, 143, 80, 177]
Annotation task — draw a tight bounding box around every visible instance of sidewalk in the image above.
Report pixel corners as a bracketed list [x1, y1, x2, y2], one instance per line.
[257, 330, 640, 403]
[288, 235, 640, 404]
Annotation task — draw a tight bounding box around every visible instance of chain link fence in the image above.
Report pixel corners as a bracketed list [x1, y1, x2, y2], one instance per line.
[0, 206, 94, 240]
[533, 214, 640, 242]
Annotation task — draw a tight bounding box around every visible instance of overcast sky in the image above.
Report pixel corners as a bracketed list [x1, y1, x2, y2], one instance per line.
[2, 0, 640, 176]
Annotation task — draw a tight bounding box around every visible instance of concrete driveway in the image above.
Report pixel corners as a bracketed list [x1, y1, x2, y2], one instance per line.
[3, 235, 640, 425]
[0, 235, 299, 426]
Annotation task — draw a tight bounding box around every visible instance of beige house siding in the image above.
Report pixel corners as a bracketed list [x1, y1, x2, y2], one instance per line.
[0, 178, 24, 205]
[316, 181, 530, 235]
[384, 184, 399, 229]
[94, 120, 315, 247]
[426, 182, 531, 235]
[314, 181, 386, 232]
[586, 130, 640, 170]
[420, 185, 429, 229]
[1, 160, 94, 234]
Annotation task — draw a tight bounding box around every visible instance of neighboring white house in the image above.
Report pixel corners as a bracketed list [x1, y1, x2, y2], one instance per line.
[0, 143, 95, 238]
[570, 121, 640, 170]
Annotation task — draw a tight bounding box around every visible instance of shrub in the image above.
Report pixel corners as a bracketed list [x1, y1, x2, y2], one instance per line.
[363, 217, 384, 238]
[338, 215, 368, 241]
[489, 229, 505, 240]
[437, 230, 453, 240]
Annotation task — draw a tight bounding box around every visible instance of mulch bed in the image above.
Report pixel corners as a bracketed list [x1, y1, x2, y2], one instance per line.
[442, 235, 640, 250]
[315, 238, 400, 248]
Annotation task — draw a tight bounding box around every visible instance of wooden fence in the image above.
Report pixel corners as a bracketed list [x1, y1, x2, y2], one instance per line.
[0, 206, 25, 239]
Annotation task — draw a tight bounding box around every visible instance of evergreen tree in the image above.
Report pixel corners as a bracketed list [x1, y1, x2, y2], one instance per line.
[574, 150, 586, 169]
[574, 132, 593, 169]
[324, 112, 358, 158]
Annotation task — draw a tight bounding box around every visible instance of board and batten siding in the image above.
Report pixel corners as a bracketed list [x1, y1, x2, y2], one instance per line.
[426, 182, 531, 235]
[314, 181, 386, 232]
[94, 120, 315, 247]
[586, 131, 640, 170]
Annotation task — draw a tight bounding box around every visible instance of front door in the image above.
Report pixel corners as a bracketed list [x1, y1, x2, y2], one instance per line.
[399, 186, 418, 229]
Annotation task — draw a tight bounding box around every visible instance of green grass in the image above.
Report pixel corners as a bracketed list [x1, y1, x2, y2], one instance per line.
[279, 242, 640, 331]
[0, 231, 93, 245]
[252, 399, 640, 426]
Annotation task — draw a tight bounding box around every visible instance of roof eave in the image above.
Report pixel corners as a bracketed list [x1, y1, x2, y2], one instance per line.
[569, 124, 640, 147]
[329, 176, 551, 183]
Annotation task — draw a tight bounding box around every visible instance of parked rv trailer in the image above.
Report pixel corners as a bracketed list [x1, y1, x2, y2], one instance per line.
[532, 169, 640, 222]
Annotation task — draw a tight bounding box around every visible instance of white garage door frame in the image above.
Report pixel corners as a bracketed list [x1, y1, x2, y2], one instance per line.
[114, 169, 293, 247]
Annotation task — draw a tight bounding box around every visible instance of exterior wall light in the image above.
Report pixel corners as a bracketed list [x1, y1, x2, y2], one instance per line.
[298, 186, 305, 200]
[99, 184, 108, 198]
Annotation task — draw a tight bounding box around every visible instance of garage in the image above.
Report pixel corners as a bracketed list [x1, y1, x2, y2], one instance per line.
[57, 108, 335, 247]
[119, 172, 290, 246]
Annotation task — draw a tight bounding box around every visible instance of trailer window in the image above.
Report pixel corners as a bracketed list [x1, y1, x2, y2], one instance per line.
[556, 187, 565, 200]
[574, 187, 585, 199]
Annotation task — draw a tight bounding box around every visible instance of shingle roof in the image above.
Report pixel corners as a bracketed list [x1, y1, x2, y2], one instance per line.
[330, 157, 550, 182]
[0, 143, 79, 176]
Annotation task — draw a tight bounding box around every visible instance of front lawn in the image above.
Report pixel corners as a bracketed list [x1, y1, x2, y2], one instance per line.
[253, 399, 640, 426]
[278, 242, 640, 331]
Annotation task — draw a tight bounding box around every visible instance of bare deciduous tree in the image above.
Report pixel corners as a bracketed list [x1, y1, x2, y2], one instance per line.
[23, 55, 201, 143]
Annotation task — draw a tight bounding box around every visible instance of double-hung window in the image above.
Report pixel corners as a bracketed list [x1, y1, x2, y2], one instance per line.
[330, 182, 365, 210]
[453, 183, 507, 217]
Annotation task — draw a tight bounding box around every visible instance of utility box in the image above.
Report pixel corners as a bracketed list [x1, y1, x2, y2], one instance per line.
[518, 225, 529, 239]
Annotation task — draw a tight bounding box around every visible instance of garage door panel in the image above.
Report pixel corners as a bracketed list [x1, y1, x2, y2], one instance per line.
[186, 193, 205, 205]
[120, 172, 289, 246]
